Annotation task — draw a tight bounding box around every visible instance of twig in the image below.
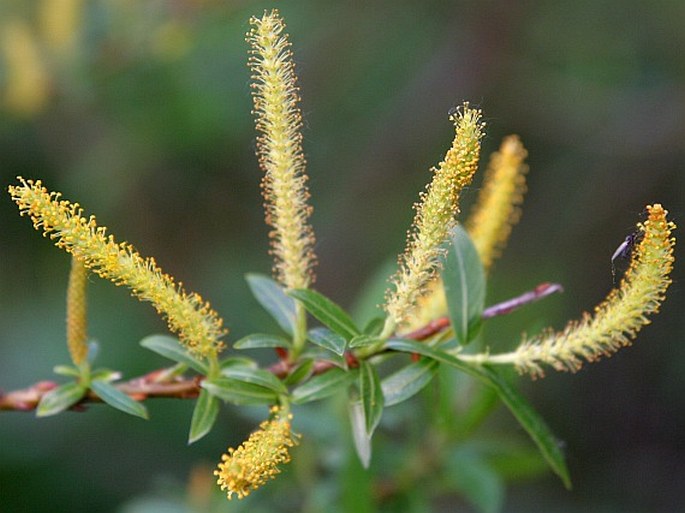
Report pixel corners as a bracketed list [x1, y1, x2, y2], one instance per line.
[1, 284, 561, 412]
[403, 282, 563, 341]
[0, 371, 201, 412]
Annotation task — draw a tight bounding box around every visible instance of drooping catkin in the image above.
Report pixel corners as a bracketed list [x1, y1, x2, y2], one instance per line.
[10, 178, 226, 357]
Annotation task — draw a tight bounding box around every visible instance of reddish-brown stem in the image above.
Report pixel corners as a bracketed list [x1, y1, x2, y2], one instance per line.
[0, 371, 201, 412]
[1, 283, 561, 412]
[402, 282, 563, 341]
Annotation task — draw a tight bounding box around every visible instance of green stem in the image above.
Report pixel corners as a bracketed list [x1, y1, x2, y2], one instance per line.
[290, 301, 308, 360]
[355, 317, 396, 360]
[450, 351, 517, 365]
[77, 360, 92, 386]
[206, 352, 221, 380]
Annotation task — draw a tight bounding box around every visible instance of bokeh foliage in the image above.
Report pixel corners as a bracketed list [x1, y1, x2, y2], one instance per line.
[1, 1, 683, 511]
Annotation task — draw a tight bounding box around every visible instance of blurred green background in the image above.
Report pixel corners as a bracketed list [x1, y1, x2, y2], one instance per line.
[1, 1, 683, 511]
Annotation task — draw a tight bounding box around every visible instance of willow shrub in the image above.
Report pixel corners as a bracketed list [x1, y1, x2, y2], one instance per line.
[2, 9, 675, 511]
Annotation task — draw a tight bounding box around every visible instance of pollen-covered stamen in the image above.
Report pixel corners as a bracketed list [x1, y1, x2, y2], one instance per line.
[506, 204, 675, 377]
[466, 134, 528, 270]
[9, 178, 226, 357]
[384, 103, 484, 328]
[214, 406, 299, 500]
[247, 9, 316, 290]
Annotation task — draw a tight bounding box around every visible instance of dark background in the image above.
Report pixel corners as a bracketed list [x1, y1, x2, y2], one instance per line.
[1, 1, 683, 511]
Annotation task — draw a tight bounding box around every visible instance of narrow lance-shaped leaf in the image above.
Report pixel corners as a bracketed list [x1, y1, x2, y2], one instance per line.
[348, 335, 382, 349]
[289, 289, 360, 339]
[307, 327, 347, 356]
[349, 398, 372, 468]
[359, 361, 384, 435]
[382, 358, 439, 407]
[202, 378, 278, 405]
[246, 273, 297, 336]
[292, 368, 357, 404]
[476, 366, 571, 489]
[233, 333, 291, 350]
[140, 335, 208, 374]
[386, 339, 571, 488]
[36, 381, 87, 417]
[442, 224, 486, 345]
[90, 380, 149, 419]
[188, 388, 220, 444]
[221, 366, 288, 394]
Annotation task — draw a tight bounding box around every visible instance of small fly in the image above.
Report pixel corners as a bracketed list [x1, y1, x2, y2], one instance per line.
[611, 231, 641, 283]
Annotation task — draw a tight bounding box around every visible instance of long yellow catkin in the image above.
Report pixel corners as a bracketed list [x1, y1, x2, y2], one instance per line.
[1, 19, 50, 116]
[466, 134, 528, 270]
[10, 178, 226, 357]
[247, 10, 316, 290]
[505, 204, 675, 377]
[384, 104, 484, 328]
[404, 135, 529, 331]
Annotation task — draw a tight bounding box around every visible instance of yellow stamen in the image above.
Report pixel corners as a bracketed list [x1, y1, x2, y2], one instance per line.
[403, 135, 529, 331]
[247, 9, 316, 290]
[498, 204, 675, 377]
[215, 406, 299, 500]
[384, 104, 484, 329]
[466, 134, 528, 270]
[9, 178, 226, 357]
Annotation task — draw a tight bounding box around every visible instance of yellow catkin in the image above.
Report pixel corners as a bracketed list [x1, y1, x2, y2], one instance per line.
[466, 134, 528, 270]
[385, 104, 484, 327]
[247, 9, 316, 290]
[215, 406, 299, 500]
[404, 135, 529, 332]
[1, 19, 50, 116]
[511, 204, 675, 377]
[66, 256, 89, 365]
[9, 178, 226, 357]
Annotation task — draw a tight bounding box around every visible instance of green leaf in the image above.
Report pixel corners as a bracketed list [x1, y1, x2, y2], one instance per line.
[234, 333, 291, 350]
[90, 380, 149, 419]
[292, 368, 357, 404]
[359, 361, 384, 435]
[386, 339, 478, 377]
[283, 359, 314, 386]
[188, 388, 220, 444]
[219, 356, 257, 369]
[288, 289, 359, 339]
[246, 273, 297, 336]
[485, 442, 549, 481]
[348, 334, 382, 349]
[202, 378, 277, 405]
[362, 317, 385, 336]
[442, 225, 486, 345]
[221, 366, 287, 394]
[308, 327, 347, 356]
[386, 339, 571, 488]
[348, 399, 372, 468]
[36, 381, 87, 417]
[53, 365, 81, 377]
[476, 366, 572, 489]
[140, 335, 208, 374]
[90, 369, 122, 382]
[382, 359, 439, 406]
